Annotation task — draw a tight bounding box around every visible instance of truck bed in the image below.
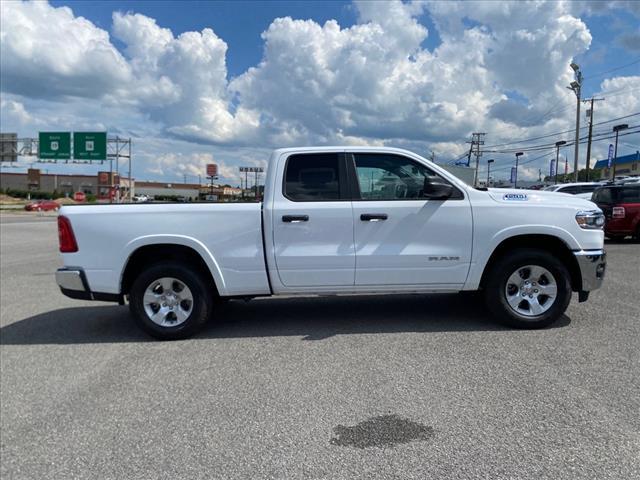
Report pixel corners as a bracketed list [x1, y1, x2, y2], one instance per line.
[59, 203, 271, 296]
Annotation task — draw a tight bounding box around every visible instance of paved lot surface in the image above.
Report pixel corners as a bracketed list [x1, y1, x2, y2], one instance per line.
[1, 212, 639, 479]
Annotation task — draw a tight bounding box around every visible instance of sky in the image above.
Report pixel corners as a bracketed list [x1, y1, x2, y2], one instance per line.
[1, 0, 639, 185]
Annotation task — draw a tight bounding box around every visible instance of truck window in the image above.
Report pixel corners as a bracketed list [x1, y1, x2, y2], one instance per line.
[579, 185, 597, 194]
[592, 187, 613, 204]
[558, 186, 578, 194]
[352, 153, 460, 200]
[620, 186, 640, 203]
[284, 153, 342, 201]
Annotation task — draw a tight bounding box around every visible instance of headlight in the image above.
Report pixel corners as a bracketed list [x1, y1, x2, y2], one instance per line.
[575, 210, 605, 229]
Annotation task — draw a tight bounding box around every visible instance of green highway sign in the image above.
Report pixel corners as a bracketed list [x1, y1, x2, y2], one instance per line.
[74, 132, 107, 160]
[39, 132, 71, 160]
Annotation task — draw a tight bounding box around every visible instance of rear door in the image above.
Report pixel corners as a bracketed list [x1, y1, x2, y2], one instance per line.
[271, 152, 355, 287]
[348, 152, 472, 287]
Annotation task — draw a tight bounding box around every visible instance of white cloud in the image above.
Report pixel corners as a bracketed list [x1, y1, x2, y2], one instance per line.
[0, 1, 131, 99]
[1, 0, 638, 183]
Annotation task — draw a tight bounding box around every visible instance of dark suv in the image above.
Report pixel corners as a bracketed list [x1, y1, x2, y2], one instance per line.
[591, 184, 640, 240]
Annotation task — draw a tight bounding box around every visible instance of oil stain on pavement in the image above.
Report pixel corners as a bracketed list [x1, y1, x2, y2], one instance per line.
[330, 414, 434, 449]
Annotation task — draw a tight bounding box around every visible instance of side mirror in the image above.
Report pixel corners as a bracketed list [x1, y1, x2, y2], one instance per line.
[423, 179, 453, 200]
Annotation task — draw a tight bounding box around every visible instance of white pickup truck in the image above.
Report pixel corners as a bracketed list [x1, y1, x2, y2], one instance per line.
[56, 147, 607, 339]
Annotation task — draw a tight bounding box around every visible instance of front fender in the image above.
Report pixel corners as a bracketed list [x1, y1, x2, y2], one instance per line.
[464, 225, 580, 290]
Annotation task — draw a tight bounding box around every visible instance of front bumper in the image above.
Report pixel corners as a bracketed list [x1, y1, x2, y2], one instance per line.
[56, 268, 122, 303]
[573, 249, 606, 292]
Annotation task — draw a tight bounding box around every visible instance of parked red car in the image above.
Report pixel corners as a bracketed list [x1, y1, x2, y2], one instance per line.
[591, 184, 640, 240]
[24, 200, 60, 212]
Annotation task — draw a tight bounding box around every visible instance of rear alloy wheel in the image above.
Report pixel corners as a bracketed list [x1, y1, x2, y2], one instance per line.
[484, 248, 571, 329]
[129, 262, 213, 340]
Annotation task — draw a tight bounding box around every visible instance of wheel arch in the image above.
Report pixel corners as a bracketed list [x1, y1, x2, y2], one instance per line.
[478, 234, 582, 292]
[120, 239, 223, 297]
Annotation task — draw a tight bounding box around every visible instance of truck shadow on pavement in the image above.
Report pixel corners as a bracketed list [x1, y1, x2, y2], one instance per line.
[0, 293, 571, 345]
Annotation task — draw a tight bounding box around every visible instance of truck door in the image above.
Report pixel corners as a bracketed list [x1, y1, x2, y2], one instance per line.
[271, 152, 355, 287]
[349, 152, 472, 287]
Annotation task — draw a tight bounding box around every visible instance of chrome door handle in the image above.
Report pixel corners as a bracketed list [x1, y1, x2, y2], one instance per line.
[282, 215, 309, 223]
[360, 213, 388, 221]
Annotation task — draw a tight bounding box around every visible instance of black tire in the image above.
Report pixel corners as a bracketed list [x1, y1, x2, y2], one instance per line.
[129, 261, 213, 340]
[483, 248, 572, 329]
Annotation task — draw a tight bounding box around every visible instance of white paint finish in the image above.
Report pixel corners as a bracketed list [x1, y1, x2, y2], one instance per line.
[58, 146, 605, 299]
[352, 199, 472, 286]
[271, 202, 356, 287]
[60, 203, 270, 296]
[463, 187, 605, 290]
[268, 149, 355, 287]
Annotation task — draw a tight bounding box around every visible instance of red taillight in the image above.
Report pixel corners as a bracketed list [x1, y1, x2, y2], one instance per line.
[612, 206, 626, 219]
[58, 215, 78, 253]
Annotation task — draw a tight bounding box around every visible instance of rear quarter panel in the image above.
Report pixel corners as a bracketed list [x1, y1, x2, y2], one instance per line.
[59, 203, 270, 296]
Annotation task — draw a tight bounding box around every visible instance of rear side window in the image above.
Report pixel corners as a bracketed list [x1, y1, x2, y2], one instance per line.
[620, 186, 640, 203]
[592, 187, 614, 204]
[284, 153, 343, 201]
[558, 186, 578, 194]
[579, 185, 597, 194]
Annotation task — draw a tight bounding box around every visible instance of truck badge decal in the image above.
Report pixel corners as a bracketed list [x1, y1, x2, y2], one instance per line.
[503, 193, 528, 201]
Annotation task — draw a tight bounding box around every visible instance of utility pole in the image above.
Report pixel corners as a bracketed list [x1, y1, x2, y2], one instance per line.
[583, 97, 605, 182]
[468, 132, 485, 186]
[568, 62, 583, 182]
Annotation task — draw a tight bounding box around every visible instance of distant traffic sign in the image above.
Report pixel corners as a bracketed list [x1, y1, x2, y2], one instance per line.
[74, 132, 106, 160]
[39, 132, 71, 160]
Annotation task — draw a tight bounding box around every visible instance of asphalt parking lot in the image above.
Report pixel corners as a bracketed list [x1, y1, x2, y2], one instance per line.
[1, 213, 639, 480]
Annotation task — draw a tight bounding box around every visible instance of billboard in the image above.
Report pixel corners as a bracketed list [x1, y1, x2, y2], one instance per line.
[74, 132, 107, 160]
[239, 166, 264, 173]
[39, 132, 71, 160]
[510, 167, 517, 184]
[0, 133, 17, 162]
[206, 163, 218, 177]
[550, 159, 555, 177]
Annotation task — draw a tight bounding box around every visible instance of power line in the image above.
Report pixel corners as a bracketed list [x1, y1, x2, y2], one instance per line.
[583, 58, 640, 81]
[482, 112, 640, 149]
[486, 128, 640, 173]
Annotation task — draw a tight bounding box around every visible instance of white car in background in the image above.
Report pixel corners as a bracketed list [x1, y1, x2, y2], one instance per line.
[542, 182, 603, 196]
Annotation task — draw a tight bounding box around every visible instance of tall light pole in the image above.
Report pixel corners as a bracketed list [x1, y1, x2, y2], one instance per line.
[611, 124, 629, 179]
[487, 159, 494, 186]
[555, 140, 566, 184]
[568, 62, 582, 182]
[514, 152, 523, 188]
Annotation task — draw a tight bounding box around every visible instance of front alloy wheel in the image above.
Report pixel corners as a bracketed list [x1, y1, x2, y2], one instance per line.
[484, 248, 572, 329]
[504, 265, 557, 317]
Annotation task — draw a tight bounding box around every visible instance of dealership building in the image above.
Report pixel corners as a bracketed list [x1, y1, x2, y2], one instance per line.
[0, 169, 243, 202]
[594, 151, 640, 178]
